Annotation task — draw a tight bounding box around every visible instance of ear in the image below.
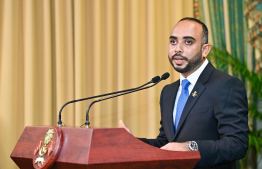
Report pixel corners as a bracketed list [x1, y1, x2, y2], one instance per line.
[202, 44, 211, 58]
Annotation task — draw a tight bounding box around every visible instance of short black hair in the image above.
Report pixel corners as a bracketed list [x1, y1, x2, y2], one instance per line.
[179, 17, 208, 44]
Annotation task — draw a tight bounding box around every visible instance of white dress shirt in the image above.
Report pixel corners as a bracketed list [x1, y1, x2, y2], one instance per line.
[173, 59, 209, 127]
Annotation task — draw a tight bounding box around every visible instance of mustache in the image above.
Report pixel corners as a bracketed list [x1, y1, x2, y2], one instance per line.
[171, 53, 188, 61]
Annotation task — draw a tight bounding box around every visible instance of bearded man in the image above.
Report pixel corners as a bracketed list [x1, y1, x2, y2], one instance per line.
[120, 17, 249, 169]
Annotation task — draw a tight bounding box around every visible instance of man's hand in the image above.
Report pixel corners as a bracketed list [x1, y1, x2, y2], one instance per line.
[160, 142, 190, 151]
[119, 120, 133, 135]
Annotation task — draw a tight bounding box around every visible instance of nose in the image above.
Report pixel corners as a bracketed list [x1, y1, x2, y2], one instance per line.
[174, 43, 183, 53]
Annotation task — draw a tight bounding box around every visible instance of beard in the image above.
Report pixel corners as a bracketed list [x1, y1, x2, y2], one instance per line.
[168, 49, 203, 73]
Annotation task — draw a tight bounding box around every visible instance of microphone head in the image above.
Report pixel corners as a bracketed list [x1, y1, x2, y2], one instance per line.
[151, 76, 161, 83]
[161, 72, 170, 80]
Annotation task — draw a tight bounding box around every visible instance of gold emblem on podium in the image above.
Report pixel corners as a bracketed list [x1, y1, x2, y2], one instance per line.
[34, 129, 55, 167]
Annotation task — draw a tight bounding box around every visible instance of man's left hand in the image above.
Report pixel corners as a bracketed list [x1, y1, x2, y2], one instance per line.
[160, 142, 190, 151]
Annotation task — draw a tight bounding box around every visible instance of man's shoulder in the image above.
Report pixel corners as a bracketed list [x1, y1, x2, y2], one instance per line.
[205, 68, 246, 92]
[203, 62, 241, 82]
[211, 68, 240, 81]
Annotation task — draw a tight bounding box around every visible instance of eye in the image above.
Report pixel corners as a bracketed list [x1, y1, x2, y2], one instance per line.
[185, 40, 192, 45]
[170, 39, 177, 45]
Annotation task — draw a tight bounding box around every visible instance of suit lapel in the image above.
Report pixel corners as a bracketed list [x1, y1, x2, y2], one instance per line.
[164, 81, 179, 141]
[173, 62, 215, 139]
[174, 82, 205, 138]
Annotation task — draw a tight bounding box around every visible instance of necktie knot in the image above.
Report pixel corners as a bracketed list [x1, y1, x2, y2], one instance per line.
[181, 79, 190, 90]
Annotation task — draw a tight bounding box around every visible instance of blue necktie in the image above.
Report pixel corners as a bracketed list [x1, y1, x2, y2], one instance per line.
[174, 79, 190, 133]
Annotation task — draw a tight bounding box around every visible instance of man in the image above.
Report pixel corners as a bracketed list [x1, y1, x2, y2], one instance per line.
[120, 17, 249, 169]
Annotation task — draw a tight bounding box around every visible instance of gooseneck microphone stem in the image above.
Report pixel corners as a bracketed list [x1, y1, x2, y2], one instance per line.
[84, 81, 160, 126]
[57, 76, 160, 126]
[84, 72, 170, 127]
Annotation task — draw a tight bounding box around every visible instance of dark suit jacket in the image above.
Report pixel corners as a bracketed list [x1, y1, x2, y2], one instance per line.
[140, 62, 249, 169]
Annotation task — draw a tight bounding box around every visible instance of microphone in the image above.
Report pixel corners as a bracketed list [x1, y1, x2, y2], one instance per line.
[57, 75, 161, 126]
[161, 72, 170, 80]
[83, 72, 170, 127]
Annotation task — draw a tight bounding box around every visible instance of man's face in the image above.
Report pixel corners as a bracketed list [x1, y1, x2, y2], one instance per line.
[168, 20, 205, 77]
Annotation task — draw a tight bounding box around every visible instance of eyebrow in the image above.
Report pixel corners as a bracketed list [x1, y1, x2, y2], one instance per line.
[169, 36, 196, 41]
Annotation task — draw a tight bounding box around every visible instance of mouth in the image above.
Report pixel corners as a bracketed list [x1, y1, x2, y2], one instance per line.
[172, 56, 187, 65]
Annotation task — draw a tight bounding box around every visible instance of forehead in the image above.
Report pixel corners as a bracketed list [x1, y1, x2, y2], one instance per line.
[170, 20, 203, 40]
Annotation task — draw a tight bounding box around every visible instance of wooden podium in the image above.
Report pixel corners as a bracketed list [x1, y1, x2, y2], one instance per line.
[11, 126, 200, 169]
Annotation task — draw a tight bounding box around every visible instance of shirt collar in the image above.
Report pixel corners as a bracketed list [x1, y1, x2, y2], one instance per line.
[180, 59, 209, 86]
